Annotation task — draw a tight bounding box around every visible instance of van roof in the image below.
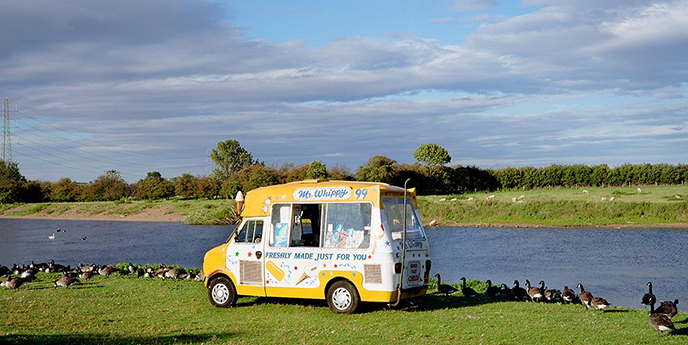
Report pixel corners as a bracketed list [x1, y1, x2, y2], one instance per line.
[239, 180, 417, 217]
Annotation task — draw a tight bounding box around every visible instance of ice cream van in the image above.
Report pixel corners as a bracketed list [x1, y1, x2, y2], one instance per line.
[202, 179, 431, 314]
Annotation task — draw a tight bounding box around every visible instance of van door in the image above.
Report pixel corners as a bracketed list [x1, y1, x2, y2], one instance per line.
[231, 218, 266, 296]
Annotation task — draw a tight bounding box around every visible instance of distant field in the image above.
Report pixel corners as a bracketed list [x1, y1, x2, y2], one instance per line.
[1, 185, 686, 227]
[1, 271, 685, 344]
[0, 198, 237, 225]
[418, 185, 688, 227]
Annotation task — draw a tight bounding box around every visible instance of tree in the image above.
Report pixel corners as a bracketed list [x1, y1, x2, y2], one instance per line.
[0, 160, 25, 183]
[137, 171, 174, 200]
[210, 140, 256, 181]
[195, 176, 220, 199]
[413, 143, 451, 169]
[174, 173, 199, 199]
[50, 178, 83, 202]
[306, 160, 328, 180]
[87, 170, 130, 201]
[355, 155, 398, 184]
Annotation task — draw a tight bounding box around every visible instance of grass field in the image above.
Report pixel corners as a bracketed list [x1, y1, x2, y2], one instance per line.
[419, 185, 688, 227]
[1, 271, 686, 344]
[1, 185, 686, 227]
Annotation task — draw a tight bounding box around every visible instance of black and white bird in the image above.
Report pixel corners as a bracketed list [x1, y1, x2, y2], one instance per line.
[54, 274, 79, 288]
[525, 279, 543, 302]
[591, 297, 611, 311]
[500, 283, 515, 300]
[562, 286, 576, 304]
[649, 301, 675, 334]
[434, 273, 457, 296]
[654, 299, 679, 319]
[642, 282, 657, 309]
[485, 279, 500, 298]
[512, 280, 529, 300]
[4, 277, 26, 291]
[577, 283, 593, 309]
[460, 277, 478, 298]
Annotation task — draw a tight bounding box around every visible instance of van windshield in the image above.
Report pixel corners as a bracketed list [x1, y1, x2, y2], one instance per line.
[381, 197, 426, 240]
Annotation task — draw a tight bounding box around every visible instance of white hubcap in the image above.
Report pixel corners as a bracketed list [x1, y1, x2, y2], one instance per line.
[332, 287, 352, 310]
[212, 283, 230, 304]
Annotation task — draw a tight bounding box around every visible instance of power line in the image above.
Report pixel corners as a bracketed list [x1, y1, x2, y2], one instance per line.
[14, 110, 198, 160]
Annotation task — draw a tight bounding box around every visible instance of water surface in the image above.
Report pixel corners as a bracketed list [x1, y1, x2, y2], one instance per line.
[426, 226, 688, 309]
[1, 219, 685, 309]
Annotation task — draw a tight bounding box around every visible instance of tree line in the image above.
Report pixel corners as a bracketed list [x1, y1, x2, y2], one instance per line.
[1, 141, 687, 203]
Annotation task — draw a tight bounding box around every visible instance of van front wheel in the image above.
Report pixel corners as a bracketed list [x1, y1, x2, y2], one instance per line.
[327, 281, 359, 314]
[208, 276, 237, 308]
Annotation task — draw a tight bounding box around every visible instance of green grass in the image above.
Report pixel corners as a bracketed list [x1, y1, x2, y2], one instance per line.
[1, 272, 686, 344]
[1, 185, 687, 227]
[419, 185, 688, 227]
[0, 198, 239, 225]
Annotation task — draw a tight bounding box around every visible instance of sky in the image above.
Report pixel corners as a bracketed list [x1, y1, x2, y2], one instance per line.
[1, 0, 687, 183]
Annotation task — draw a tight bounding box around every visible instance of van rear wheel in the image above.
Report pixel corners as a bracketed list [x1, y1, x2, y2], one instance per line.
[208, 276, 237, 308]
[327, 281, 359, 314]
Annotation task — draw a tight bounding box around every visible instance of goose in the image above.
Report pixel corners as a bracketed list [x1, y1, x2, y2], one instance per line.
[5, 277, 26, 290]
[544, 283, 559, 302]
[525, 280, 543, 302]
[0, 265, 9, 277]
[54, 274, 79, 288]
[98, 265, 119, 276]
[48, 233, 55, 240]
[128, 263, 137, 274]
[654, 299, 679, 319]
[194, 271, 206, 282]
[500, 283, 515, 300]
[48, 260, 67, 273]
[577, 283, 593, 309]
[164, 268, 186, 281]
[79, 262, 97, 273]
[20, 268, 36, 280]
[591, 297, 611, 310]
[649, 301, 675, 333]
[562, 286, 576, 304]
[641, 282, 656, 309]
[79, 271, 95, 280]
[512, 280, 529, 300]
[434, 273, 457, 296]
[460, 277, 478, 298]
[135, 268, 144, 278]
[155, 265, 170, 279]
[485, 279, 500, 297]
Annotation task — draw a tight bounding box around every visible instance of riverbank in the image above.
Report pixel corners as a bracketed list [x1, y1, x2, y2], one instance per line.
[1, 271, 685, 344]
[0, 199, 236, 224]
[0, 185, 686, 227]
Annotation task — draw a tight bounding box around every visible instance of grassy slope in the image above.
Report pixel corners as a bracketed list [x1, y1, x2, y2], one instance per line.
[419, 185, 688, 227]
[1, 273, 686, 344]
[1, 185, 687, 227]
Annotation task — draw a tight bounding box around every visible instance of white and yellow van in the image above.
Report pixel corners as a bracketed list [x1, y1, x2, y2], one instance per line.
[203, 179, 431, 313]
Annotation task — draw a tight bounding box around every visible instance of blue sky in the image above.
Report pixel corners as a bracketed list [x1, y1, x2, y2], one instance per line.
[1, 0, 687, 182]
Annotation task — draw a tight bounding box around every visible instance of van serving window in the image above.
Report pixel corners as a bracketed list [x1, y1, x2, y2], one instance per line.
[270, 202, 371, 249]
[323, 203, 371, 249]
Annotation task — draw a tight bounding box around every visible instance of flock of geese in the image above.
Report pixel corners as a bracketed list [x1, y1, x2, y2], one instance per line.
[0, 260, 205, 290]
[435, 273, 681, 335]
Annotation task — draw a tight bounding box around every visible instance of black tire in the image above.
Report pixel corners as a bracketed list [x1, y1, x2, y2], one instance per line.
[326, 280, 359, 314]
[208, 276, 237, 308]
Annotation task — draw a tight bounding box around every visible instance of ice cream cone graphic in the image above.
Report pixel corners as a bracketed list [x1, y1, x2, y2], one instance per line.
[372, 231, 385, 254]
[296, 265, 318, 285]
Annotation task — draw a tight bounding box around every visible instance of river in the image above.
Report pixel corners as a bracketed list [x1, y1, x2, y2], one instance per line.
[0, 219, 685, 309]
